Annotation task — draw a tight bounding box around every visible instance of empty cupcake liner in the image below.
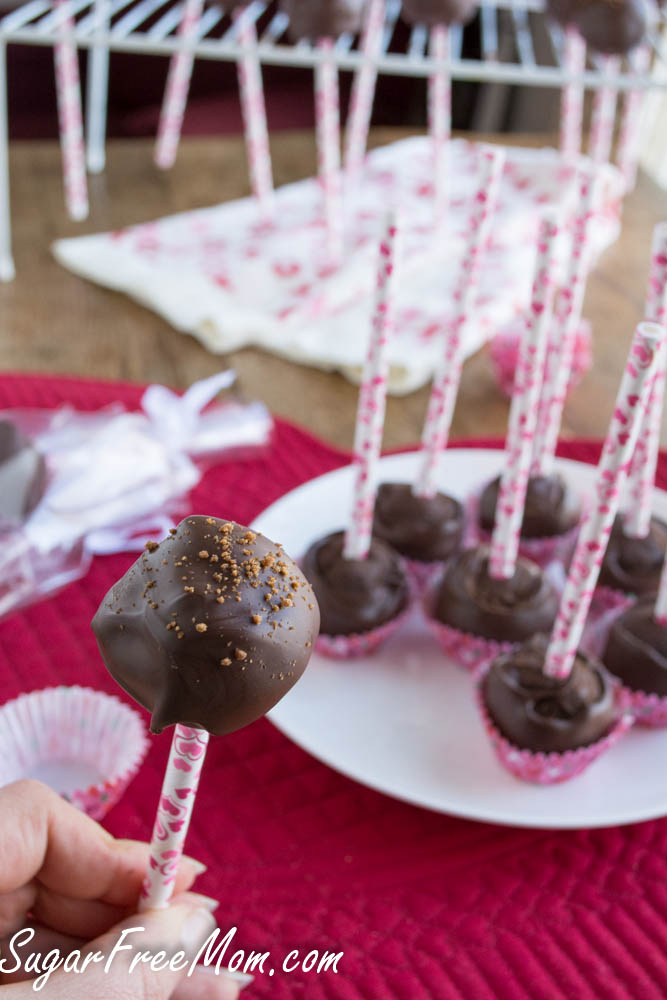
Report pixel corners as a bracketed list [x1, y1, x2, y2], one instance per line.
[580, 603, 667, 728]
[315, 604, 412, 659]
[0, 686, 150, 820]
[466, 489, 582, 571]
[474, 661, 634, 784]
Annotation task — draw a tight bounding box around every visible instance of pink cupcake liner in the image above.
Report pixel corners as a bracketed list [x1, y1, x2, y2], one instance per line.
[0, 686, 150, 820]
[580, 604, 667, 728]
[466, 489, 581, 571]
[475, 662, 634, 784]
[488, 317, 592, 399]
[315, 604, 412, 659]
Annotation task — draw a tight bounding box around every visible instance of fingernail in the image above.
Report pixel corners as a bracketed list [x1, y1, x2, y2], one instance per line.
[200, 966, 255, 989]
[183, 856, 208, 876]
[181, 908, 217, 953]
[190, 894, 220, 914]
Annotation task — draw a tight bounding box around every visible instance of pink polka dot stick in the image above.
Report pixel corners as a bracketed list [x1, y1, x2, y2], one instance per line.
[616, 45, 651, 192]
[428, 24, 452, 229]
[531, 167, 598, 477]
[488, 215, 560, 581]
[414, 147, 505, 499]
[544, 321, 664, 679]
[235, 7, 275, 218]
[560, 27, 586, 159]
[154, 0, 204, 170]
[53, 0, 88, 221]
[344, 214, 399, 560]
[623, 222, 667, 539]
[588, 55, 620, 166]
[138, 724, 209, 910]
[315, 38, 343, 266]
[344, 0, 385, 183]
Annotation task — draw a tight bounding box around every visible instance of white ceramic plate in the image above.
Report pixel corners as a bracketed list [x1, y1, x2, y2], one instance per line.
[252, 450, 667, 829]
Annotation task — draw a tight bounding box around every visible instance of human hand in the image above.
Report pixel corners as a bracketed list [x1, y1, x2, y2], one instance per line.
[0, 780, 249, 998]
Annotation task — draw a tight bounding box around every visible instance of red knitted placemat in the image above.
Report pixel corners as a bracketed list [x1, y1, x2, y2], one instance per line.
[1, 373, 666, 1000]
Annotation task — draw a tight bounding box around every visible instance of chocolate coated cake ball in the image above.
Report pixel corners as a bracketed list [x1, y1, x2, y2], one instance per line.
[0, 420, 47, 522]
[434, 545, 560, 642]
[282, 0, 366, 40]
[484, 633, 617, 752]
[598, 513, 667, 596]
[478, 473, 581, 540]
[92, 516, 320, 735]
[402, 0, 477, 25]
[546, 0, 648, 55]
[301, 530, 409, 635]
[602, 595, 667, 696]
[373, 482, 464, 563]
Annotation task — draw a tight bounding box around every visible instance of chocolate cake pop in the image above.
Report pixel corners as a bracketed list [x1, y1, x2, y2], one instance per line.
[433, 545, 560, 643]
[301, 530, 409, 635]
[401, 0, 477, 26]
[483, 633, 617, 753]
[372, 482, 464, 563]
[0, 420, 47, 522]
[546, 0, 648, 55]
[598, 513, 667, 596]
[281, 0, 366, 40]
[478, 473, 581, 540]
[92, 516, 320, 735]
[602, 595, 667, 696]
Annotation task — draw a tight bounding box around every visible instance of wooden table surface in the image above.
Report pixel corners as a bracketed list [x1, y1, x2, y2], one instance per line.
[2, 129, 666, 452]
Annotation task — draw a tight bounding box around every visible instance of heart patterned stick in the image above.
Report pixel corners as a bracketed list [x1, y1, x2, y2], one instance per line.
[487, 214, 561, 581]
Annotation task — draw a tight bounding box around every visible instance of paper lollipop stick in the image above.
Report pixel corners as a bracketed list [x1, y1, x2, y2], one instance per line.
[428, 24, 452, 228]
[315, 38, 343, 265]
[139, 724, 209, 910]
[488, 216, 560, 580]
[655, 553, 667, 625]
[85, 0, 111, 173]
[414, 148, 505, 499]
[154, 0, 204, 170]
[235, 8, 275, 217]
[53, 0, 88, 220]
[560, 27, 586, 159]
[531, 168, 598, 476]
[544, 321, 663, 679]
[623, 222, 667, 538]
[616, 44, 651, 191]
[344, 0, 385, 182]
[588, 55, 620, 165]
[344, 214, 399, 560]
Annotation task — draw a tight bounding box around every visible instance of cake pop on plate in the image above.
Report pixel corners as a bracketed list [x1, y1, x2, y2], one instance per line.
[597, 513, 667, 597]
[478, 321, 663, 782]
[282, 0, 366, 40]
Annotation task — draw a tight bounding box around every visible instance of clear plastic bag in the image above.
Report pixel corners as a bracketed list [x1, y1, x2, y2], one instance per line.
[0, 371, 272, 619]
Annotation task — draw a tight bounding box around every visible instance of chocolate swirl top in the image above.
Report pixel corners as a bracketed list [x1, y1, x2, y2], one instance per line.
[402, 0, 478, 26]
[372, 482, 464, 562]
[0, 420, 47, 522]
[598, 514, 667, 596]
[434, 545, 560, 642]
[484, 633, 617, 752]
[282, 0, 366, 40]
[602, 595, 667, 696]
[92, 516, 320, 735]
[546, 0, 648, 54]
[478, 473, 581, 540]
[301, 530, 409, 635]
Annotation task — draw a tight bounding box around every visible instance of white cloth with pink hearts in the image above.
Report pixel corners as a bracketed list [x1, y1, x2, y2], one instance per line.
[53, 137, 624, 395]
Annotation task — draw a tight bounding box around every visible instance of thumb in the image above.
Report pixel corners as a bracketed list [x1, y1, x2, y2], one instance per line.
[3, 893, 240, 999]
